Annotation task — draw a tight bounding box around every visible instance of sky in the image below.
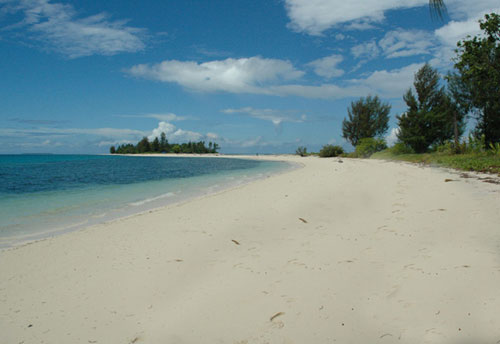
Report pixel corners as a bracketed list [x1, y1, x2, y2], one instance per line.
[1, 0, 499, 154]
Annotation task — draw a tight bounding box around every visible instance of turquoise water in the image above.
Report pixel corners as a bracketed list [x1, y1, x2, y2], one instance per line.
[0, 155, 292, 248]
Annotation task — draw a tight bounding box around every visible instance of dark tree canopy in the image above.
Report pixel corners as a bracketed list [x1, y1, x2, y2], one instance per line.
[452, 13, 500, 145]
[342, 95, 391, 147]
[110, 132, 220, 154]
[397, 64, 465, 153]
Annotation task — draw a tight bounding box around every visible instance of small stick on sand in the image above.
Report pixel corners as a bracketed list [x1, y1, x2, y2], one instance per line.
[231, 239, 240, 245]
[270, 312, 284, 321]
[299, 218, 308, 223]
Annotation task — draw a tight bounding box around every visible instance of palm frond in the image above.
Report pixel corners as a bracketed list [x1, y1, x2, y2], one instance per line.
[429, 0, 447, 20]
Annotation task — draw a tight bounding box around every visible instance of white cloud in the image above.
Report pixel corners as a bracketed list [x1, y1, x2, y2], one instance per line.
[379, 30, 436, 58]
[127, 57, 304, 94]
[349, 63, 424, 98]
[223, 107, 307, 133]
[268, 83, 371, 99]
[351, 41, 380, 59]
[351, 30, 435, 62]
[269, 63, 422, 100]
[446, 0, 500, 19]
[430, 4, 499, 67]
[385, 127, 400, 146]
[97, 139, 136, 147]
[2, 0, 146, 58]
[117, 113, 193, 121]
[284, 0, 427, 35]
[306, 54, 344, 78]
[0, 126, 147, 138]
[148, 121, 216, 143]
[240, 136, 266, 148]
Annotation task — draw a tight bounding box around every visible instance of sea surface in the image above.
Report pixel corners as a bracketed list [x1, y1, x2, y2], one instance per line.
[0, 154, 292, 248]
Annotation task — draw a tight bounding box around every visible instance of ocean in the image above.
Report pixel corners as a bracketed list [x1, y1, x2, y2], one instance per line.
[0, 154, 292, 248]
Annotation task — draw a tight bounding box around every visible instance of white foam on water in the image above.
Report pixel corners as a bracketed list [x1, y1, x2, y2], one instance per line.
[129, 192, 175, 206]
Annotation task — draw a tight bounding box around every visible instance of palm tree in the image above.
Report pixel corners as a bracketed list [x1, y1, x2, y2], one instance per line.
[429, 0, 447, 20]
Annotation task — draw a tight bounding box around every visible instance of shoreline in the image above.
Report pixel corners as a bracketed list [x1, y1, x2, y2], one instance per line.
[1, 155, 500, 343]
[0, 154, 299, 251]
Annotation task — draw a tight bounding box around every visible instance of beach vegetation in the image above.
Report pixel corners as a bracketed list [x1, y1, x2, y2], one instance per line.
[351, 138, 387, 158]
[295, 146, 308, 157]
[450, 13, 500, 146]
[372, 147, 500, 174]
[319, 144, 344, 157]
[396, 64, 465, 153]
[111, 132, 220, 154]
[342, 95, 391, 147]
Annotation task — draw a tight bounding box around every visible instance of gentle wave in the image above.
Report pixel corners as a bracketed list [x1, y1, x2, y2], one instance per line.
[129, 192, 176, 206]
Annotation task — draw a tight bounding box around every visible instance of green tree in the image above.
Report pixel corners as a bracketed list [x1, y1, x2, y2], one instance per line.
[295, 146, 308, 157]
[342, 95, 391, 147]
[160, 132, 168, 152]
[137, 137, 151, 153]
[397, 64, 464, 153]
[152, 137, 160, 152]
[212, 142, 220, 153]
[452, 13, 500, 145]
[109, 146, 116, 154]
[172, 144, 181, 153]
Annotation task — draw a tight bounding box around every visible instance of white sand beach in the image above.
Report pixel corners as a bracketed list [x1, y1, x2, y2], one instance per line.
[1, 155, 500, 344]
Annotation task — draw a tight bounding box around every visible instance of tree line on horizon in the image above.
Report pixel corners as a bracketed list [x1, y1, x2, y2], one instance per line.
[301, 13, 499, 158]
[110, 132, 220, 154]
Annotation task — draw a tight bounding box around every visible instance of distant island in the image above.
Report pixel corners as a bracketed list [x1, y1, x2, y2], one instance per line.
[110, 132, 219, 154]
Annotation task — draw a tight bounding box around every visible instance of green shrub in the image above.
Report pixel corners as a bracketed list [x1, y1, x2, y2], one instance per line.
[435, 141, 455, 154]
[465, 134, 486, 154]
[319, 144, 344, 157]
[489, 142, 500, 156]
[354, 138, 387, 158]
[390, 142, 414, 155]
[295, 146, 308, 157]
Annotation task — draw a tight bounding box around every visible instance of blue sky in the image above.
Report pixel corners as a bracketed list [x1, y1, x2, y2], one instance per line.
[1, 0, 498, 154]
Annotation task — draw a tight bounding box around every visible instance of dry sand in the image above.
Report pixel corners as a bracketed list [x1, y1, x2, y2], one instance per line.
[1, 155, 500, 344]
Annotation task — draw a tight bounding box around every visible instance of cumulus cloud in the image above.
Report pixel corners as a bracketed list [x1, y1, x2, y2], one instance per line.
[306, 54, 344, 78]
[148, 121, 217, 143]
[385, 127, 400, 146]
[1, 0, 146, 58]
[284, 0, 427, 35]
[127, 53, 430, 100]
[127, 57, 304, 94]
